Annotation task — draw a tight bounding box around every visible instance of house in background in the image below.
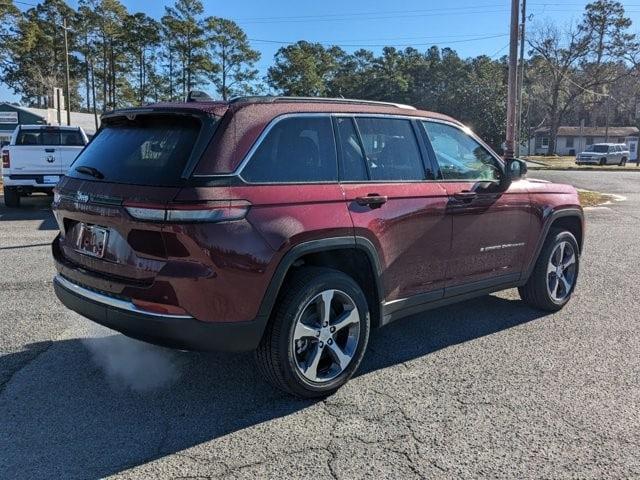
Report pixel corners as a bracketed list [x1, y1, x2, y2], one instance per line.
[526, 125, 640, 160]
[0, 103, 99, 144]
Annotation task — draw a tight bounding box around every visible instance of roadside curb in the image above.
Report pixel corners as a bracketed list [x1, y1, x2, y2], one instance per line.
[529, 166, 640, 172]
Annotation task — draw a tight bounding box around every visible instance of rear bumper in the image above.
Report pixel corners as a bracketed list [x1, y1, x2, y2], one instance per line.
[3, 174, 60, 188]
[53, 274, 268, 352]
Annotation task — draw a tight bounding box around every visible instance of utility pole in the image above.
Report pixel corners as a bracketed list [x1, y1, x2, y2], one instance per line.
[63, 17, 71, 126]
[504, 0, 520, 160]
[516, 0, 527, 155]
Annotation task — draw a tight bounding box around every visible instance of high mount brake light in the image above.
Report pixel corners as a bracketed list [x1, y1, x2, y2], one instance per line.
[123, 200, 251, 223]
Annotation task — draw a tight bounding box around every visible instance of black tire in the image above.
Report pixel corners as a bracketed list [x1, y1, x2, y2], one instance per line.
[3, 186, 20, 207]
[255, 267, 371, 398]
[518, 229, 580, 311]
[600, 157, 606, 166]
[620, 157, 627, 166]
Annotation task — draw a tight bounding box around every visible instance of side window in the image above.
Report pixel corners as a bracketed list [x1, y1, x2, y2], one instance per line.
[242, 116, 337, 183]
[335, 117, 367, 181]
[422, 121, 501, 181]
[354, 117, 425, 181]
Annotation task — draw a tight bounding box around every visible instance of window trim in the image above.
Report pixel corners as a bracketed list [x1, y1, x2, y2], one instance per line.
[333, 116, 370, 182]
[193, 112, 503, 185]
[419, 119, 506, 183]
[342, 115, 429, 183]
[228, 112, 340, 185]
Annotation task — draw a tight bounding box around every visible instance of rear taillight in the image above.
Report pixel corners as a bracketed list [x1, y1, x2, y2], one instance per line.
[124, 200, 251, 223]
[1, 150, 9, 169]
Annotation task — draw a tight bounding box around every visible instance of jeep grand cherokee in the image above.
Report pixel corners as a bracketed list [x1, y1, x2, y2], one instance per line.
[52, 96, 584, 398]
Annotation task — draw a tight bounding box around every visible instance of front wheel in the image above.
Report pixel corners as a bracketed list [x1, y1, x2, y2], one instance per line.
[620, 157, 627, 166]
[519, 229, 580, 311]
[255, 267, 370, 398]
[3, 186, 20, 207]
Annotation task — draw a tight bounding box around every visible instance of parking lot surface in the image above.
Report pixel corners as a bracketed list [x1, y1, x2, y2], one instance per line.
[1, 170, 639, 479]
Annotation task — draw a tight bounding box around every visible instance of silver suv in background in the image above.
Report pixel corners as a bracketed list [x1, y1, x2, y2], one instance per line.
[576, 143, 629, 166]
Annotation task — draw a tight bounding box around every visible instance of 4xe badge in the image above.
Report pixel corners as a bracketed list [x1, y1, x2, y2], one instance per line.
[76, 192, 89, 203]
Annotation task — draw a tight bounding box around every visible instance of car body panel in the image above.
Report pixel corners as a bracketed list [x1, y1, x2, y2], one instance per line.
[442, 179, 532, 287]
[50, 98, 584, 352]
[341, 181, 450, 300]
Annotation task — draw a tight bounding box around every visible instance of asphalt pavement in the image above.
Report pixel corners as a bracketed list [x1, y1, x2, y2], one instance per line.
[1, 170, 639, 479]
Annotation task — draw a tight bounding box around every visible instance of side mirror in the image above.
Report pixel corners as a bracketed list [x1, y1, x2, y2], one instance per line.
[507, 158, 527, 180]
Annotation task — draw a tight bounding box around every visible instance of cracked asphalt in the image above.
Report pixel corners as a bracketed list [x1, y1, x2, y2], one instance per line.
[1, 170, 639, 479]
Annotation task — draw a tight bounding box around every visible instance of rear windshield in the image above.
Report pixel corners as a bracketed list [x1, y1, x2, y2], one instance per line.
[69, 115, 201, 186]
[16, 128, 85, 146]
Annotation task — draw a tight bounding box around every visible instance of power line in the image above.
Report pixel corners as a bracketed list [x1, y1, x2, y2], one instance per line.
[248, 33, 509, 48]
[239, 9, 513, 25]
[235, 4, 507, 21]
[490, 43, 510, 59]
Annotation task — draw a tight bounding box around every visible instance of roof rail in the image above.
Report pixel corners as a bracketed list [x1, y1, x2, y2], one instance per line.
[229, 95, 417, 110]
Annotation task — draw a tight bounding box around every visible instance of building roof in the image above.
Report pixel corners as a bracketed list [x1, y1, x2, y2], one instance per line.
[535, 125, 640, 137]
[23, 107, 99, 135]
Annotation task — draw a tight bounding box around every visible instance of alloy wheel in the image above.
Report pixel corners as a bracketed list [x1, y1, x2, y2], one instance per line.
[546, 241, 577, 302]
[291, 289, 361, 383]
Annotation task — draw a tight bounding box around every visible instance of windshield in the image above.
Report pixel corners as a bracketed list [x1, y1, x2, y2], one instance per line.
[69, 115, 202, 186]
[585, 145, 609, 153]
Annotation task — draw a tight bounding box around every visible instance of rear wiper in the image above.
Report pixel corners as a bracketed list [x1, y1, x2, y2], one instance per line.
[75, 165, 104, 179]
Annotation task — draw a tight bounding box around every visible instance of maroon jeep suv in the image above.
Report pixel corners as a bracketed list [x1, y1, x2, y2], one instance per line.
[52, 96, 583, 397]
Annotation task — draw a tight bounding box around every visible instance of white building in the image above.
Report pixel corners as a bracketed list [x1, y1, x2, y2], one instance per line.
[526, 125, 639, 160]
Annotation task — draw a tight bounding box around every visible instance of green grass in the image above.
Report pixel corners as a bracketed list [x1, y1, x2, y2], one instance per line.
[523, 155, 640, 170]
[578, 190, 616, 207]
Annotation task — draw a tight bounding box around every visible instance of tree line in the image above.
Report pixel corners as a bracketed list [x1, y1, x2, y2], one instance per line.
[1, 0, 638, 152]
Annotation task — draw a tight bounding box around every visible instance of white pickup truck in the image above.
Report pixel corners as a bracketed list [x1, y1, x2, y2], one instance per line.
[1, 125, 89, 207]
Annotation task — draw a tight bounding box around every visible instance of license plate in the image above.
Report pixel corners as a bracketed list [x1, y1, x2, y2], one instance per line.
[76, 224, 109, 258]
[43, 175, 59, 184]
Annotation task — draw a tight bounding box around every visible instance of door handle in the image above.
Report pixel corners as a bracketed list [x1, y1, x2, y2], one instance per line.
[45, 148, 56, 153]
[453, 191, 477, 202]
[355, 194, 388, 209]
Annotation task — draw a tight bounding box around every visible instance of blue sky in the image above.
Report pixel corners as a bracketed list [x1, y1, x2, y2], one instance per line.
[3, 0, 640, 103]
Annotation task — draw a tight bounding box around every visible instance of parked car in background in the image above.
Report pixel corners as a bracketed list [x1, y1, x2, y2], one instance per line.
[575, 143, 629, 166]
[1, 125, 89, 207]
[51, 96, 584, 398]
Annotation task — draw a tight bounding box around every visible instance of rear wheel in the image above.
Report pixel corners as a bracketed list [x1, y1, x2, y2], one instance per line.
[620, 157, 627, 166]
[600, 157, 606, 166]
[255, 267, 370, 398]
[3, 186, 20, 207]
[519, 229, 579, 311]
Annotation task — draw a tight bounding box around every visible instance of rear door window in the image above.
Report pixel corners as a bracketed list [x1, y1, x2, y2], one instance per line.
[69, 115, 201, 186]
[353, 117, 425, 181]
[242, 116, 337, 183]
